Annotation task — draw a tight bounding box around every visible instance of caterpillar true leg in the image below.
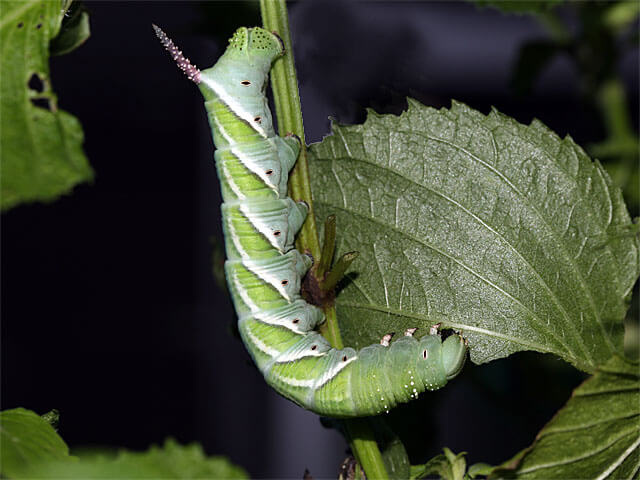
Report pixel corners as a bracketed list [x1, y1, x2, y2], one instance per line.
[155, 25, 467, 417]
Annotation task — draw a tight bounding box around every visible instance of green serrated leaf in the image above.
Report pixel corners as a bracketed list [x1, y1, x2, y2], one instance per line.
[498, 355, 639, 479]
[16, 437, 248, 479]
[0, 0, 93, 211]
[309, 99, 639, 373]
[0, 408, 72, 478]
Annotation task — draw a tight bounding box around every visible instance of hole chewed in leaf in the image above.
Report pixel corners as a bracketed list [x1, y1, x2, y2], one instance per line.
[30, 98, 52, 111]
[28, 73, 45, 93]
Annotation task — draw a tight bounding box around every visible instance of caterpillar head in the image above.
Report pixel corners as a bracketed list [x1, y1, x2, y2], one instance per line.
[199, 27, 283, 89]
[441, 334, 467, 380]
[227, 27, 283, 59]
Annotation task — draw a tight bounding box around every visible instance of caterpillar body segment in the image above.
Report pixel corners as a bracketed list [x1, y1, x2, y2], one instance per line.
[156, 25, 467, 417]
[221, 198, 308, 260]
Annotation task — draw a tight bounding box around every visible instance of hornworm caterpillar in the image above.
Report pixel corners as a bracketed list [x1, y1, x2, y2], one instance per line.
[154, 25, 467, 417]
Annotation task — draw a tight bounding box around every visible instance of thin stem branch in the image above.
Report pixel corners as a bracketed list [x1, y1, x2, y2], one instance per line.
[260, 0, 320, 260]
[346, 419, 390, 480]
[317, 214, 337, 279]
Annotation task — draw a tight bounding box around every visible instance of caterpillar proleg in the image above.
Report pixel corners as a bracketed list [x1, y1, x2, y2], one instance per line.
[154, 25, 467, 417]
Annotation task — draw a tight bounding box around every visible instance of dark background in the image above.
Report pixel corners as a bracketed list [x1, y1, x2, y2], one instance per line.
[2, 2, 638, 478]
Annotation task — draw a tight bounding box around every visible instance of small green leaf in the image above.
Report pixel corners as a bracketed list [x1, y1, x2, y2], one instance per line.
[0, 408, 72, 478]
[0, 0, 93, 211]
[18, 438, 248, 479]
[309, 99, 639, 373]
[468, 462, 495, 478]
[499, 355, 639, 479]
[50, 1, 90, 56]
[410, 448, 467, 480]
[40, 409, 60, 430]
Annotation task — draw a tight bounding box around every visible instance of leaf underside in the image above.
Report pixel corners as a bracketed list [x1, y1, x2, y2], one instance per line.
[309, 99, 639, 373]
[0, 0, 92, 211]
[505, 355, 639, 479]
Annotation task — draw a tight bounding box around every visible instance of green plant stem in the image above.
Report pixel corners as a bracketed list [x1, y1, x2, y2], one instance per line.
[259, 2, 388, 479]
[317, 214, 337, 279]
[260, 0, 320, 261]
[346, 419, 390, 480]
[322, 251, 359, 292]
[321, 305, 344, 350]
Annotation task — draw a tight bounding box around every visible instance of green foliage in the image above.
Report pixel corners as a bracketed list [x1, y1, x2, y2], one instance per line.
[309, 99, 639, 373]
[502, 1, 640, 215]
[26, 438, 248, 479]
[493, 355, 639, 479]
[40, 409, 61, 430]
[0, 408, 73, 478]
[0, 0, 93, 211]
[410, 448, 470, 480]
[4, 424, 247, 479]
[50, 1, 90, 56]
[603, 1, 640, 32]
[0, 409, 247, 479]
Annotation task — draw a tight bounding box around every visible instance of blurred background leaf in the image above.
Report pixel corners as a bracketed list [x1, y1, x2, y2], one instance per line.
[31, 438, 248, 479]
[0, 408, 73, 478]
[0, 0, 93, 211]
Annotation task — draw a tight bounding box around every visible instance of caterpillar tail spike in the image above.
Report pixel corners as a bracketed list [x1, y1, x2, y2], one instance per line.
[157, 26, 468, 417]
[153, 24, 201, 84]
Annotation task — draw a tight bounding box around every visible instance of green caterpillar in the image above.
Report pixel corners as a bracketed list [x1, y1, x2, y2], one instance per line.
[154, 25, 467, 418]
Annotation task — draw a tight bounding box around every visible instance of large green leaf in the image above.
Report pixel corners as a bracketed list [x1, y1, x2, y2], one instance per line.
[308, 99, 639, 372]
[13, 437, 248, 479]
[497, 355, 639, 479]
[0, 0, 92, 211]
[0, 408, 72, 478]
